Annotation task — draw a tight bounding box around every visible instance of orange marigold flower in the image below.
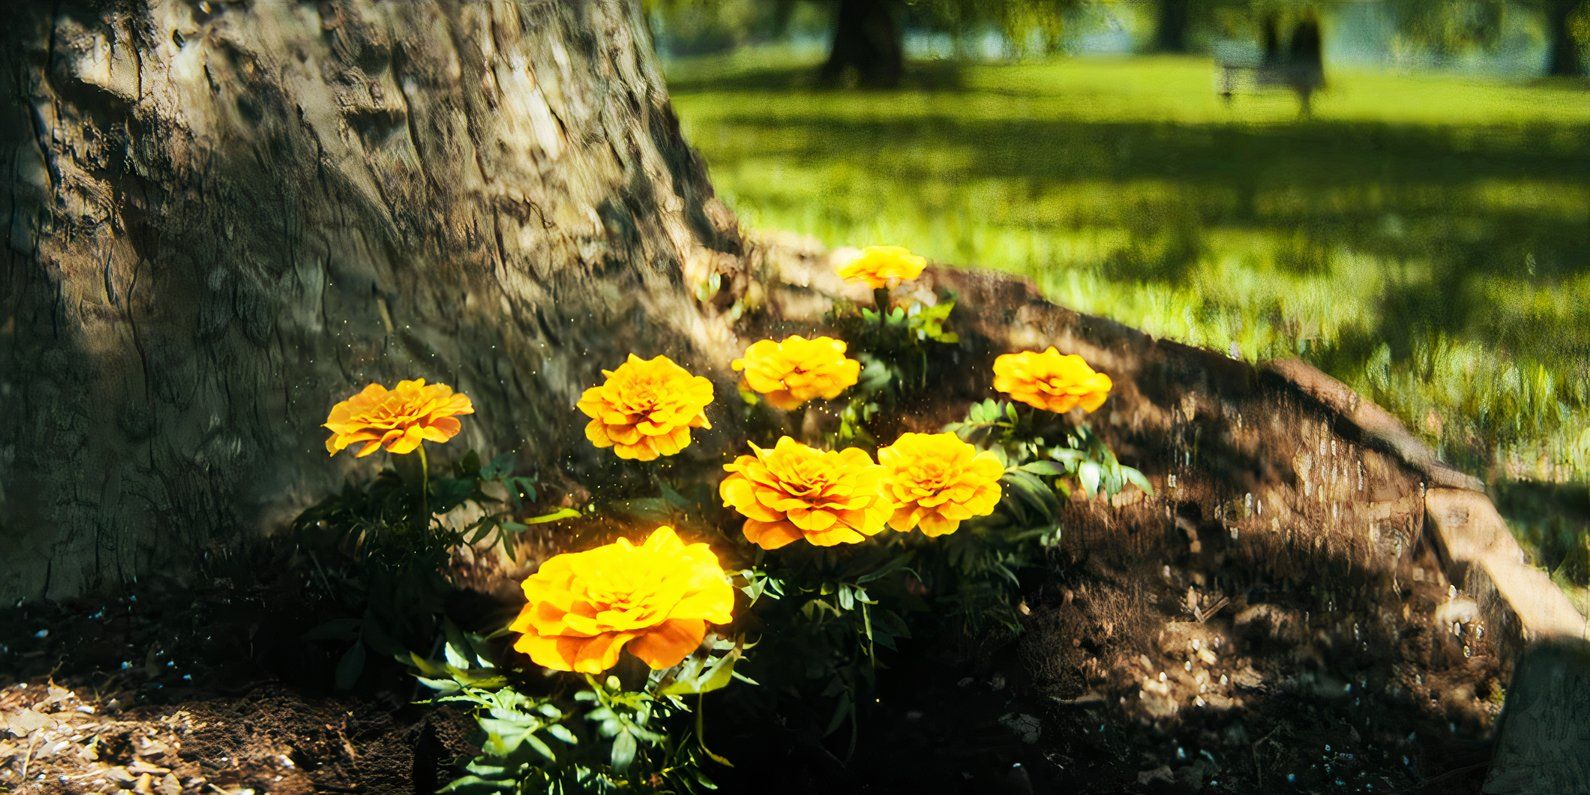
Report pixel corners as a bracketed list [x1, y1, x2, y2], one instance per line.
[720, 437, 893, 550]
[508, 526, 734, 674]
[835, 245, 927, 289]
[992, 347, 1112, 414]
[878, 433, 1004, 537]
[577, 355, 714, 461]
[732, 335, 861, 410]
[323, 379, 474, 458]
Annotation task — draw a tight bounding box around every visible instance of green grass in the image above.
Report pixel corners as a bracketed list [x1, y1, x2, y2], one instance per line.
[667, 50, 1590, 591]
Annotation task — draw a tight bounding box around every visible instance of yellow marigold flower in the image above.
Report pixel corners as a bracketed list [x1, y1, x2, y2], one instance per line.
[878, 433, 1004, 537]
[731, 335, 862, 410]
[508, 526, 735, 674]
[577, 355, 714, 461]
[720, 437, 893, 550]
[992, 347, 1113, 414]
[835, 245, 927, 289]
[323, 379, 474, 458]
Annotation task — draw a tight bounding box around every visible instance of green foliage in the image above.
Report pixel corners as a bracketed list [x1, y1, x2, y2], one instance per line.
[827, 292, 961, 447]
[948, 398, 1152, 501]
[906, 0, 1086, 56]
[735, 546, 917, 755]
[296, 450, 552, 565]
[415, 630, 733, 794]
[1381, 0, 1589, 57]
[294, 450, 575, 688]
[899, 399, 1152, 632]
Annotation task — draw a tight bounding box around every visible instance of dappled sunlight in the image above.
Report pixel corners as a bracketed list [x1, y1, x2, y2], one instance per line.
[671, 53, 1590, 483]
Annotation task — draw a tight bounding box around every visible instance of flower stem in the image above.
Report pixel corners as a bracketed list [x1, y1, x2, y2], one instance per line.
[872, 286, 890, 317]
[417, 444, 431, 527]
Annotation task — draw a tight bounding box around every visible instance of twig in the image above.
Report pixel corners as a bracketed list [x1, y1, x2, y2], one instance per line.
[19, 736, 39, 781]
[1250, 726, 1280, 787]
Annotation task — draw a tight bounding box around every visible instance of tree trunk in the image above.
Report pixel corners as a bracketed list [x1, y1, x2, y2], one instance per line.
[1545, 0, 1585, 77]
[0, 0, 742, 601]
[1151, 0, 1191, 53]
[819, 0, 904, 88]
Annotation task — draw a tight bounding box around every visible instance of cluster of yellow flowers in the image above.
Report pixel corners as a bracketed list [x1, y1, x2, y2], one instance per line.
[718, 432, 1004, 548]
[317, 245, 1115, 675]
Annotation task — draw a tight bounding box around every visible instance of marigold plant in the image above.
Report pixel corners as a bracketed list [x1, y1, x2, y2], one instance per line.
[992, 347, 1112, 414]
[324, 378, 474, 458]
[835, 245, 927, 289]
[578, 354, 714, 461]
[720, 437, 893, 550]
[509, 526, 735, 674]
[878, 433, 1004, 537]
[732, 335, 862, 410]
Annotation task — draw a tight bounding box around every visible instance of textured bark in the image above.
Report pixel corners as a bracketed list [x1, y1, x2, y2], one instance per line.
[0, 0, 742, 600]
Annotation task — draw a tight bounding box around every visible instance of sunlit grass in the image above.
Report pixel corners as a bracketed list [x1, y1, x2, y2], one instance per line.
[667, 51, 1590, 582]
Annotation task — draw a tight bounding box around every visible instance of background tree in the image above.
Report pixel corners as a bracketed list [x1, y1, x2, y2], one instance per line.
[645, 0, 1087, 87]
[1386, 0, 1586, 76]
[0, 0, 743, 601]
[1150, 0, 1193, 51]
[1544, 0, 1587, 75]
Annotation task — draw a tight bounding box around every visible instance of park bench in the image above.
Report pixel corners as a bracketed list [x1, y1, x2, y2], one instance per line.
[1215, 59, 1323, 107]
[1212, 17, 1325, 116]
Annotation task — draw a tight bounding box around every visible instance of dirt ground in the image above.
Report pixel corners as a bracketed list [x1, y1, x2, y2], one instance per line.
[0, 261, 1507, 793]
[0, 492, 1501, 794]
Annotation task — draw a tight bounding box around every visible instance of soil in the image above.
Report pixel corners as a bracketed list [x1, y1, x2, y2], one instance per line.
[1, 258, 1506, 793]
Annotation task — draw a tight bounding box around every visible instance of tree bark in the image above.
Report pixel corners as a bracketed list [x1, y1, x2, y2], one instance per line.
[1151, 0, 1191, 53]
[1545, 0, 1585, 77]
[0, 0, 742, 601]
[819, 0, 904, 88]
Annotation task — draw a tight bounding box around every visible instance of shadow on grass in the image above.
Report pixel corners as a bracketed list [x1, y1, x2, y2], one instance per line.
[676, 62, 1590, 485]
[1492, 480, 1590, 590]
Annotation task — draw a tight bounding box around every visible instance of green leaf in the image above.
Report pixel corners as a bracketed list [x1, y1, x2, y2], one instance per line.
[1078, 460, 1103, 497]
[546, 723, 579, 745]
[1123, 466, 1154, 494]
[480, 717, 555, 760]
[1003, 471, 1058, 523]
[857, 356, 893, 393]
[432, 477, 476, 511]
[467, 519, 498, 544]
[439, 775, 515, 794]
[335, 642, 366, 691]
[409, 650, 446, 677]
[823, 696, 854, 736]
[482, 452, 516, 480]
[610, 730, 637, 771]
[662, 647, 740, 696]
[1017, 461, 1068, 477]
[444, 641, 472, 671]
[416, 676, 461, 694]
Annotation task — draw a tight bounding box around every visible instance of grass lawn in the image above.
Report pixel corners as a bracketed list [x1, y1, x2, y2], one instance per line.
[666, 50, 1590, 607]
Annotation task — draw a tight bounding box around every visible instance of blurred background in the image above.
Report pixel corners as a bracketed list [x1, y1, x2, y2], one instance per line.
[644, 0, 1590, 609]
